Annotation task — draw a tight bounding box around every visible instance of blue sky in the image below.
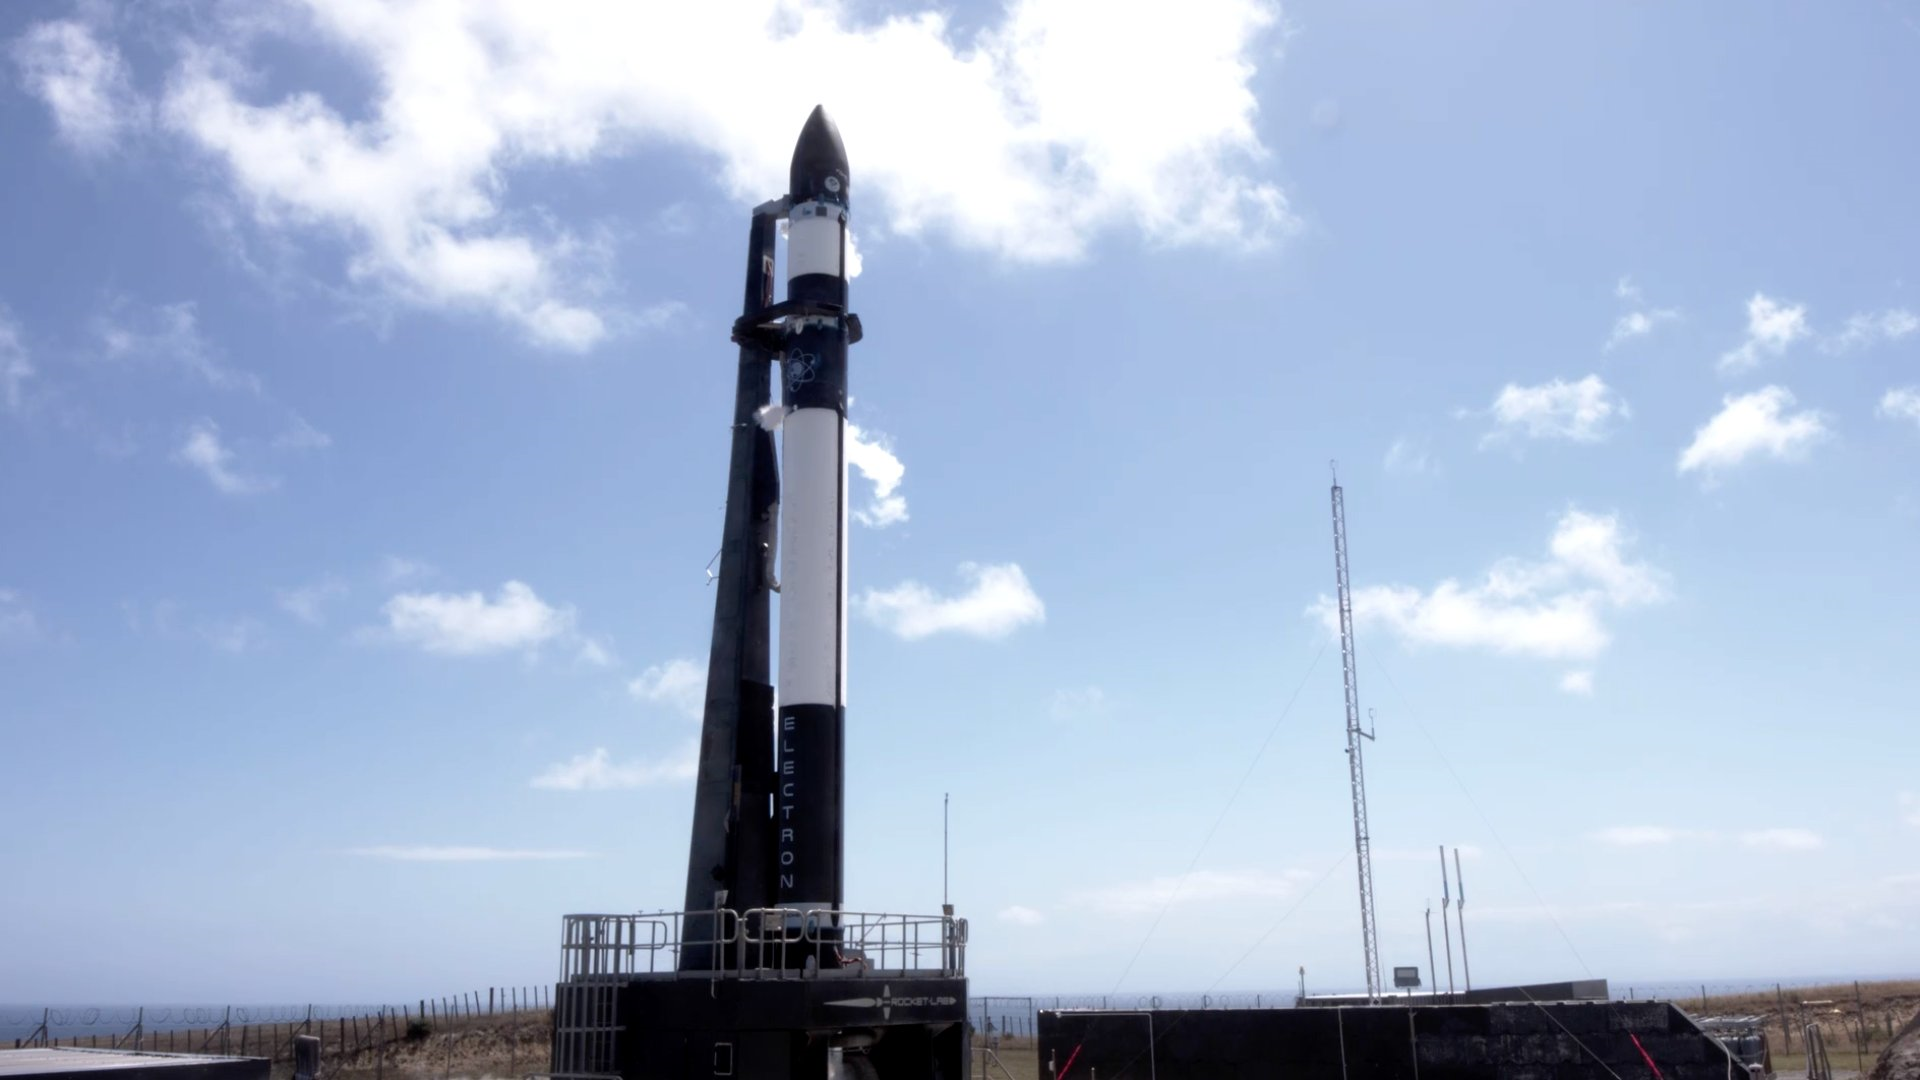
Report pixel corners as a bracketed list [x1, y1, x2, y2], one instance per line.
[2, 1, 1918, 1005]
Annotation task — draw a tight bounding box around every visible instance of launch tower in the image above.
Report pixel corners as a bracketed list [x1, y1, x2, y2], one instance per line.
[547, 107, 968, 1080]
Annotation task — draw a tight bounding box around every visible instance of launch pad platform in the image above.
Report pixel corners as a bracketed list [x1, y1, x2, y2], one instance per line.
[551, 910, 967, 1080]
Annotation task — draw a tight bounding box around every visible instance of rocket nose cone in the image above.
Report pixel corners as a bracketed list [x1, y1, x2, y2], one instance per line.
[789, 104, 849, 205]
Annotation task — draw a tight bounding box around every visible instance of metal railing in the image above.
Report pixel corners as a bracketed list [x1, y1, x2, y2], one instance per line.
[558, 908, 966, 982]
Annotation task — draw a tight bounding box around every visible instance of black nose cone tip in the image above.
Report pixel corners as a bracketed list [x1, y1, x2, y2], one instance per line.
[789, 104, 849, 206]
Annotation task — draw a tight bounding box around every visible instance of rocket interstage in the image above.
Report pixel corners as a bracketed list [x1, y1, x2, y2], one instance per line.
[775, 105, 851, 921]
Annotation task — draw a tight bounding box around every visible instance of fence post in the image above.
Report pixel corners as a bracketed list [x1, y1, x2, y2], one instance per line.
[1855, 982, 1867, 1072]
[490, 988, 495, 1015]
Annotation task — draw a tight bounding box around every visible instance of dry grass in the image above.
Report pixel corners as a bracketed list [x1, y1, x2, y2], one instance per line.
[1686, 980, 1920, 1070]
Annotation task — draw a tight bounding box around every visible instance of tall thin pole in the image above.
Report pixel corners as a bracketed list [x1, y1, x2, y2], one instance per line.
[1453, 848, 1472, 992]
[1439, 846, 1456, 999]
[1424, 904, 1437, 1001]
[943, 792, 950, 907]
[1330, 464, 1382, 1001]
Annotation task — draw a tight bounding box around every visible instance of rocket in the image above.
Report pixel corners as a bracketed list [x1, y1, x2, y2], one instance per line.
[678, 107, 855, 963]
[774, 104, 853, 921]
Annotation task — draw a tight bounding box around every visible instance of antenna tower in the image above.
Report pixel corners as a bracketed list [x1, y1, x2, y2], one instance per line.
[1330, 464, 1382, 1000]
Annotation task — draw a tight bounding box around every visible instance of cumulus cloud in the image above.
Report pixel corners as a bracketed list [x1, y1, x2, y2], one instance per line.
[348, 845, 595, 861]
[1559, 669, 1594, 695]
[998, 905, 1045, 926]
[1607, 277, 1679, 349]
[380, 580, 574, 656]
[146, 0, 1291, 348]
[1878, 387, 1920, 427]
[530, 743, 699, 790]
[1484, 375, 1629, 444]
[629, 658, 707, 720]
[1738, 828, 1822, 851]
[858, 562, 1045, 640]
[1076, 868, 1314, 916]
[10, 19, 147, 155]
[176, 419, 276, 494]
[1824, 309, 1918, 354]
[1677, 386, 1827, 478]
[1309, 509, 1667, 662]
[0, 309, 32, 413]
[1719, 293, 1809, 372]
[847, 422, 908, 528]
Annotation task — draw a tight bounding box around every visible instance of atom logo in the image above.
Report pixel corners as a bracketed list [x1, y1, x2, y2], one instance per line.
[785, 351, 820, 394]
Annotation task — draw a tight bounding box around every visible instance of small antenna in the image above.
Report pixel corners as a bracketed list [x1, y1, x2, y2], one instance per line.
[1454, 847, 1472, 992]
[1439, 845, 1456, 999]
[943, 792, 950, 908]
[1424, 901, 1437, 1002]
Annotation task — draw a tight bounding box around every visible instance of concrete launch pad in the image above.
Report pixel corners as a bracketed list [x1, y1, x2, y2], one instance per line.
[0, 1048, 266, 1080]
[1038, 999, 1747, 1080]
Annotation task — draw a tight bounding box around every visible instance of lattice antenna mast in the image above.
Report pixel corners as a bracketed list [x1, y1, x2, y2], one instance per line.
[1330, 463, 1382, 1001]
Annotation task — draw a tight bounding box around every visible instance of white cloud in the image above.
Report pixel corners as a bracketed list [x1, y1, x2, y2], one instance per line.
[858, 562, 1045, 640]
[1738, 827, 1822, 851]
[629, 658, 706, 720]
[348, 845, 595, 861]
[1899, 793, 1920, 829]
[202, 617, 267, 654]
[93, 298, 260, 394]
[1719, 293, 1809, 372]
[530, 743, 698, 790]
[1878, 387, 1920, 427]
[273, 414, 332, 450]
[998, 905, 1045, 926]
[380, 555, 433, 583]
[1676, 386, 1827, 478]
[1559, 669, 1594, 695]
[847, 422, 908, 528]
[1608, 309, 1679, 349]
[575, 638, 614, 667]
[154, 0, 1292, 348]
[0, 309, 32, 414]
[276, 580, 346, 625]
[1607, 278, 1679, 349]
[176, 419, 276, 495]
[1484, 375, 1629, 443]
[381, 580, 574, 656]
[10, 19, 146, 156]
[1309, 509, 1666, 662]
[1591, 825, 1711, 847]
[0, 588, 41, 642]
[1049, 685, 1109, 720]
[1824, 309, 1918, 354]
[1383, 438, 1435, 475]
[1076, 868, 1314, 916]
